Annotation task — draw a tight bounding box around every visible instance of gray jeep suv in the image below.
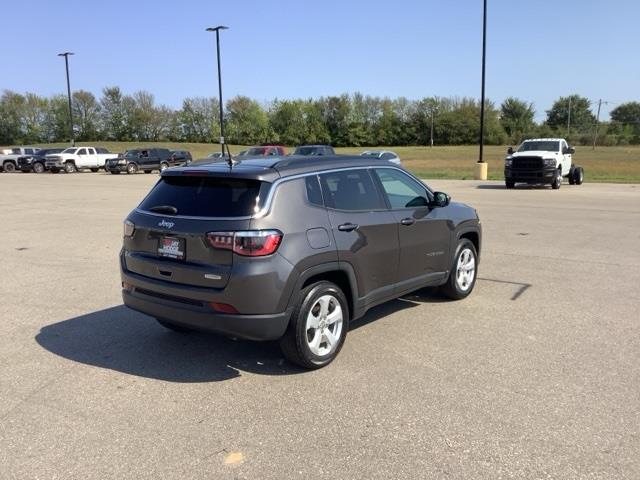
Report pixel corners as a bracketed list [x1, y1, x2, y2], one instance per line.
[120, 156, 481, 368]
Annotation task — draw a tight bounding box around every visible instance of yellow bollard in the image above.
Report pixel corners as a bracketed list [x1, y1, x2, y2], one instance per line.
[474, 161, 488, 180]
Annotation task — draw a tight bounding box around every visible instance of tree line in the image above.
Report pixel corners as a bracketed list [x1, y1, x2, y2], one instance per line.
[1, 87, 639, 147]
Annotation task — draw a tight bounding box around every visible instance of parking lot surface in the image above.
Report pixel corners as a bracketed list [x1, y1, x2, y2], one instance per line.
[1, 173, 639, 479]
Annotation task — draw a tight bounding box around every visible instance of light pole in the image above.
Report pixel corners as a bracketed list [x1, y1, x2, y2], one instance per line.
[206, 26, 229, 157]
[58, 52, 75, 146]
[478, 0, 487, 164]
[474, 0, 489, 180]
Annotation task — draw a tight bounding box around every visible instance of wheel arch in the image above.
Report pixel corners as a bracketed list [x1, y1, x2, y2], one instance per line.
[292, 262, 359, 321]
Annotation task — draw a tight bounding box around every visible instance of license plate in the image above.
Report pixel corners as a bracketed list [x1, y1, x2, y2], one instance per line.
[158, 236, 185, 260]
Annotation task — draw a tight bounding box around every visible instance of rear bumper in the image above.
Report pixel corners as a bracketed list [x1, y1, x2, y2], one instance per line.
[505, 166, 557, 183]
[120, 268, 292, 341]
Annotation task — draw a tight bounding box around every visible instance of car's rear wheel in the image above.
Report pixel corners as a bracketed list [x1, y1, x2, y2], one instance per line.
[573, 166, 584, 185]
[441, 239, 478, 300]
[156, 319, 192, 333]
[33, 162, 45, 173]
[280, 281, 348, 369]
[568, 166, 576, 185]
[110, 170, 120, 175]
[551, 169, 562, 189]
[90, 168, 99, 172]
[3, 162, 16, 173]
[126, 163, 138, 174]
[64, 161, 76, 173]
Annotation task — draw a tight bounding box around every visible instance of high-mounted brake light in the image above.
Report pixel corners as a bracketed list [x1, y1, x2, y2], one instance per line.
[206, 230, 283, 257]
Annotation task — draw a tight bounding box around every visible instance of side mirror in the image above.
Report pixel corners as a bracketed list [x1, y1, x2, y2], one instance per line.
[431, 191, 450, 208]
[568, 147, 575, 154]
[507, 147, 514, 154]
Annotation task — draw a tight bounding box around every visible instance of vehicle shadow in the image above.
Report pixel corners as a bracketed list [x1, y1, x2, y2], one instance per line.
[476, 183, 551, 190]
[35, 293, 439, 382]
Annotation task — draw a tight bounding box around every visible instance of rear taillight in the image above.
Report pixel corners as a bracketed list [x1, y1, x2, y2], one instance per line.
[206, 230, 283, 257]
[123, 220, 135, 237]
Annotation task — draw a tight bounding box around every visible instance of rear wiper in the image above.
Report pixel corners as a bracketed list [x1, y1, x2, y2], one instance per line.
[149, 205, 178, 215]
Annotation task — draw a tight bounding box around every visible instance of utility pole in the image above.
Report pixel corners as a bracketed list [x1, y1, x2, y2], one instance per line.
[430, 105, 437, 147]
[567, 96, 572, 138]
[592, 99, 603, 150]
[57, 52, 75, 146]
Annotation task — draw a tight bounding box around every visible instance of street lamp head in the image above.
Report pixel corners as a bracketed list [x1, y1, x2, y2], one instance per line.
[206, 26, 229, 32]
[57, 52, 74, 57]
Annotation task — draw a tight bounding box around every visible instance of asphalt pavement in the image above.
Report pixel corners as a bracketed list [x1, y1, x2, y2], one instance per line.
[1, 172, 639, 479]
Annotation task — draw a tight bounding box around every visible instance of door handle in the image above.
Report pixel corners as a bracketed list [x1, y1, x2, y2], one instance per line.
[338, 223, 359, 232]
[400, 218, 415, 226]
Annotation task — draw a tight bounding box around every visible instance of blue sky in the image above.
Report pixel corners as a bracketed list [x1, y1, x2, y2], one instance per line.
[3, 0, 638, 121]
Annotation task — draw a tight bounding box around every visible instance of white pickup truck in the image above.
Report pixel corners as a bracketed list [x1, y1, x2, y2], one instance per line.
[45, 147, 117, 173]
[504, 138, 584, 189]
[1, 147, 41, 172]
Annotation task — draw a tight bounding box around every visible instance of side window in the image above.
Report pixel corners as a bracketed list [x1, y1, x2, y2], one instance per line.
[374, 168, 430, 209]
[25, 148, 34, 154]
[88, 148, 95, 154]
[319, 169, 384, 211]
[77, 148, 87, 155]
[305, 175, 323, 206]
[561, 140, 568, 153]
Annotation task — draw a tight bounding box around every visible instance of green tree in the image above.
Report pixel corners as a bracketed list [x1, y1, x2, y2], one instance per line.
[178, 97, 219, 143]
[500, 97, 535, 143]
[546, 95, 595, 134]
[268, 99, 306, 145]
[610, 102, 640, 143]
[0, 90, 26, 144]
[225, 96, 268, 145]
[73, 90, 101, 141]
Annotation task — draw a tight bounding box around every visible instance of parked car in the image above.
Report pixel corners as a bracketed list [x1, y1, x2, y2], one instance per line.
[105, 148, 177, 174]
[1, 147, 41, 172]
[45, 147, 115, 173]
[504, 138, 583, 189]
[170, 149, 192, 165]
[207, 152, 224, 159]
[360, 150, 401, 165]
[120, 155, 481, 369]
[18, 148, 65, 173]
[240, 145, 286, 157]
[293, 145, 335, 156]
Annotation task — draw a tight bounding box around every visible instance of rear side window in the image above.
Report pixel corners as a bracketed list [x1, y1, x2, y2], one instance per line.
[320, 169, 384, 211]
[139, 176, 268, 217]
[305, 175, 323, 206]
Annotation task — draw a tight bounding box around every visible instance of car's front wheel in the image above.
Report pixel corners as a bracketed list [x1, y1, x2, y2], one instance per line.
[126, 163, 138, 174]
[280, 281, 348, 369]
[551, 169, 562, 189]
[441, 239, 478, 300]
[64, 161, 76, 173]
[33, 162, 45, 173]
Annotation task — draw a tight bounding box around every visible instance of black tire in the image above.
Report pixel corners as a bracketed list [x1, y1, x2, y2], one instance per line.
[126, 163, 138, 174]
[64, 161, 76, 173]
[90, 168, 99, 173]
[440, 238, 478, 300]
[156, 319, 193, 333]
[144, 170, 152, 174]
[50, 168, 59, 174]
[573, 166, 584, 185]
[505, 180, 515, 189]
[33, 162, 45, 174]
[568, 166, 576, 185]
[280, 281, 349, 369]
[110, 170, 120, 174]
[551, 169, 562, 189]
[3, 161, 16, 173]
[160, 162, 169, 172]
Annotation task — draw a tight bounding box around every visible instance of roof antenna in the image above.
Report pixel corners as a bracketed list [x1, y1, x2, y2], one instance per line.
[225, 144, 236, 168]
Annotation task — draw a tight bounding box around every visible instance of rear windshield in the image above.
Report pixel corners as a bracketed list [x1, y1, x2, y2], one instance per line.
[139, 176, 268, 217]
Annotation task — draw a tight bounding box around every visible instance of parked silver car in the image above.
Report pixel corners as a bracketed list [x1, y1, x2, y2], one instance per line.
[360, 150, 401, 165]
